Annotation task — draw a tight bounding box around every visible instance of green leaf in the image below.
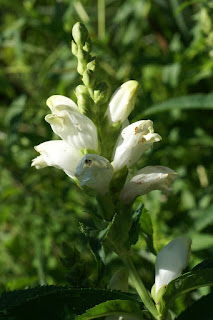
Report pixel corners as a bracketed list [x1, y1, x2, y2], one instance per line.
[139, 207, 156, 255]
[60, 242, 91, 287]
[76, 299, 142, 320]
[161, 268, 213, 314]
[0, 286, 138, 320]
[192, 257, 213, 270]
[175, 292, 213, 320]
[103, 209, 132, 255]
[128, 204, 143, 246]
[143, 94, 213, 116]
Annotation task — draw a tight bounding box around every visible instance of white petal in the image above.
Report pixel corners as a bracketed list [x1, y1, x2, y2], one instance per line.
[45, 108, 98, 151]
[75, 154, 113, 194]
[120, 166, 178, 203]
[155, 237, 191, 294]
[32, 140, 82, 179]
[105, 80, 139, 124]
[46, 95, 79, 112]
[112, 120, 161, 171]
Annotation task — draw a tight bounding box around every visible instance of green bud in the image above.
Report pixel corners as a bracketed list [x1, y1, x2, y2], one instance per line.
[87, 59, 97, 71]
[75, 85, 88, 98]
[94, 82, 110, 104]
[77, 61, 86, 75]
[82, 69, 96, 88]
[77, 93, 93, 114]
[71, 40, 78, 56]
[83, 40, 92, 53]
[72, 22, 89, 47]
[77, 46, 89, 62]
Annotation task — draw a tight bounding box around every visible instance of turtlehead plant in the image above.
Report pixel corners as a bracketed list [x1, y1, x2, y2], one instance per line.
[30, 23, 211, 320]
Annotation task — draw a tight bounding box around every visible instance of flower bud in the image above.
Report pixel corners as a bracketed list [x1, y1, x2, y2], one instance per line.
[72, 22, 89, 47]
[120, 166, 178, 203]
[87, 59, 97, 71]
[94, 82, 110, 105]
[31, 140, 82, 179]
[82, 69, 96, 88]
[83, 40, 92, 53]
[75, 154, 113, 195]
[105, 80, 140, 124]
[45, 95, 98, 151]
[155, 237, 192, 294]
[112, 120, 161, 171]
[71, 40, 78, 56]
[77, 93, 93, 114]
[75, 85, 88, 98]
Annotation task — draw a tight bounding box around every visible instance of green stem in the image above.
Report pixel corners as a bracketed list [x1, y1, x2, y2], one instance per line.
[122, 254, 159, 320]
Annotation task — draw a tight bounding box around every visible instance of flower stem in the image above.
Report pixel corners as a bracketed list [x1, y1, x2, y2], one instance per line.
[122, 254, 159, 320]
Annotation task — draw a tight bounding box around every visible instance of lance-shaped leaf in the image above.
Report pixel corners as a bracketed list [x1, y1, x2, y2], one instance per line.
[175, 292, 213, 320]
[160, 268, 213, 318]
[76, 300, 142, 320]
[112, 120, 161, 171]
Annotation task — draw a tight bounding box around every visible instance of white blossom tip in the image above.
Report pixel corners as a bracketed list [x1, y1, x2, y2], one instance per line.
[155, 236, 191, 294]
[46, 95, 78, 111]
[105, 80, 140, 124]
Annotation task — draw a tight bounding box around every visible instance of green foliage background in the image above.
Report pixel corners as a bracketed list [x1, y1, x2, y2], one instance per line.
[0, 0, 213, 316]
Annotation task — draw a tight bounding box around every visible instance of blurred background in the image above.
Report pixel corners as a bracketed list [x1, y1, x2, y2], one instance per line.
[0, 0, 213, 315]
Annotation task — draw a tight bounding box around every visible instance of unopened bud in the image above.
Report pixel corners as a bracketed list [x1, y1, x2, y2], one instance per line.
[94, 82, 110, 104]
[105, 80, 140, 124]
[83, 40, 92, 53]
[75, 85, 88, 98]
[82, 69, 96, 88]
[87, 59, 97, 71]
[77, 93, 93, 114]
[71, 40, 78, 56]
[72, 22, 89, 47]
[155, 237, 191, 295]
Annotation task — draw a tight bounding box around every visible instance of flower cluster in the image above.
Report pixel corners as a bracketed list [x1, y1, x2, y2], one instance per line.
[32, 80, 177, 200]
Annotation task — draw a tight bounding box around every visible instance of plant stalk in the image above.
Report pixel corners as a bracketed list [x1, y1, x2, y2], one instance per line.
[122, 254, 159, 320]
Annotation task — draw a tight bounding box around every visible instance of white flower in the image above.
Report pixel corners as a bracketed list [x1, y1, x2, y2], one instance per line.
[112, 120, 161, 171]
[105, 80, 140, 124]
[75, 154, 113, 194]
[120, 166, 178, 203]
[45, 95, 98, 152]
[155, 237, 191, 294]
[31, 140, 82, 179]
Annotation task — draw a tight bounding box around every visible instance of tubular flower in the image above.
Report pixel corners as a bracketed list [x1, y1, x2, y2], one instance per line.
[112, 120, 161, 171]
[120, 166, 178, 203]
[155, 237, 191, 294]
[75, 154, 114, 194]
[105, 80, 140, 124]
[31, 140, 82, 179]
[45, 95, 99, 151]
